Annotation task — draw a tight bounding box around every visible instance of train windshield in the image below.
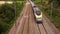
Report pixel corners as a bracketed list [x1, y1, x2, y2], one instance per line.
[36, 11, 41, 15]
[33, 6, 36, 8]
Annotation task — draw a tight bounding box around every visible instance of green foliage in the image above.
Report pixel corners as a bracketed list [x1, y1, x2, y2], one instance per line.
[49, 0, 60, 7]
[15, 1, 25, 17]
[0, 3, 15, 34]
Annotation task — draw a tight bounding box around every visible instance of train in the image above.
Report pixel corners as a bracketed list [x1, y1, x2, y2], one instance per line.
[29, 0, 43, 23]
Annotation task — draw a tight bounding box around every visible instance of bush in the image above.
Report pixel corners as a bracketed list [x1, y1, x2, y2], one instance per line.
[0, 3, 15, 34]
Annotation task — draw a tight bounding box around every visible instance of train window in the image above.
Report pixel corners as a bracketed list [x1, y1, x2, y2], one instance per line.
[36, 11, 41, 15]
[33, 6, 36, 8]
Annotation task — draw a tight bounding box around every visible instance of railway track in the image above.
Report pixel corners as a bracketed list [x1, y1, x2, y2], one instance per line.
[32, 14, 47, 34]
[9, 1, 60, 34]
[36, 22, 47, 34]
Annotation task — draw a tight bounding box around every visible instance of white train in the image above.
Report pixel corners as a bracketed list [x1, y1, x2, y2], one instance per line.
[29, 0, 43, 23]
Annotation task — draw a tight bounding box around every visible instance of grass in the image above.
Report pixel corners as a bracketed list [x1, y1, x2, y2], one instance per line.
[34, 1, 60, 30]
[15, 1, 26, 18]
